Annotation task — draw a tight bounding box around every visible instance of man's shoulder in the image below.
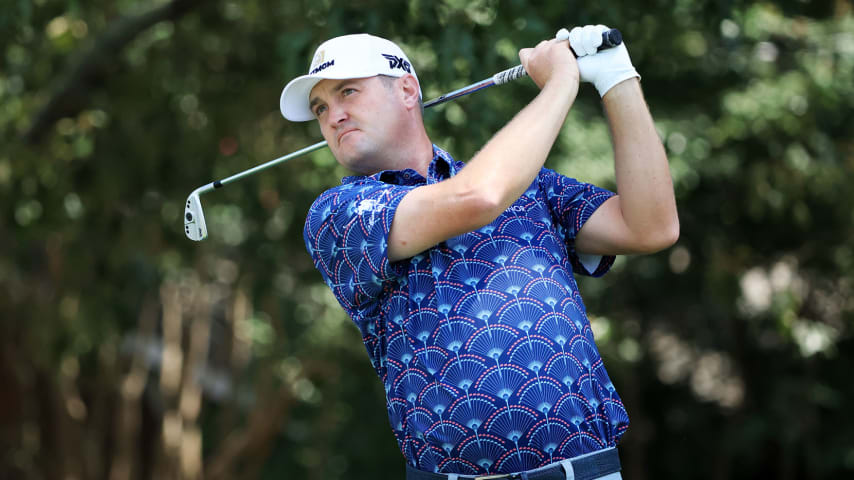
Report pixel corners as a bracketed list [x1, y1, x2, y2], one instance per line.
[311, 177, 387, 203]
[535, 167, 605, 191]
[306, 176, 410, 224]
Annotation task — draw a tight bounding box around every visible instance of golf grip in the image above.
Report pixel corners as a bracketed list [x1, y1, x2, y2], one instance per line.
[493, 28, 622, 85]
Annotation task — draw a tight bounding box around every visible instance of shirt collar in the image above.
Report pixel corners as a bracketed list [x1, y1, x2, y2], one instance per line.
[341, 145, 463, 186]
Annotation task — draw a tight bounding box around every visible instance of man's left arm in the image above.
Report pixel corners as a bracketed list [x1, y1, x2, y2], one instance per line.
[569, 26, 679, 255]
[575, 79, 679, 255]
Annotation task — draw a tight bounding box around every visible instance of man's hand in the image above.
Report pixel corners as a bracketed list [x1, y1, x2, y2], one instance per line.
[570, 24, 640, 97]
[519, 38, 580, 97]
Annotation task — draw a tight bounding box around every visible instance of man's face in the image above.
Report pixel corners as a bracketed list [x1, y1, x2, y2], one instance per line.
[308, 76, 404, 174]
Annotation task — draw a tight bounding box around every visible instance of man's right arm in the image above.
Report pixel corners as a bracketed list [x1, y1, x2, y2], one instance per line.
[387, 39, 580, 262]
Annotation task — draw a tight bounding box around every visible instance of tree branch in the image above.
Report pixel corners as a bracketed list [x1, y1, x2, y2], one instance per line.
[23, 0, 207, 145]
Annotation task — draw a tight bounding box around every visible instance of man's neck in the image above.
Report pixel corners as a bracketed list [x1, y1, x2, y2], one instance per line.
[398, 129, 434, 178]
[369, 125, 433, 178]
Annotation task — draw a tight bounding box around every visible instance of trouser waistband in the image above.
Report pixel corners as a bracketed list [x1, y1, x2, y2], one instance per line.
[405, 447, 621, 480]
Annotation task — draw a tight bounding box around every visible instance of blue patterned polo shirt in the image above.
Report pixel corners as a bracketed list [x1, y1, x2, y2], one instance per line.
[303, 145, 628, 475]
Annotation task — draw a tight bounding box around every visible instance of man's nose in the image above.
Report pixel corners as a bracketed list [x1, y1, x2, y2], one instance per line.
[326, 102, 348, 126]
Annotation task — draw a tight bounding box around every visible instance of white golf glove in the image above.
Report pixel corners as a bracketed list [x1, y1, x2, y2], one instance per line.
[568, 24, 640, 97]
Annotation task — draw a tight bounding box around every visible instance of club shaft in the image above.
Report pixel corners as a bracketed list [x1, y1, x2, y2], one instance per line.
[209, 140, 329, 191]
[422, 78, 497, 109]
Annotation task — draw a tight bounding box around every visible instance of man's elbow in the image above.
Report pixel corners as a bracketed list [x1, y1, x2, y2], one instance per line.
[647, 218, 679, 253]
[660, 218, 681, 249]
[457, 177, 511, 225]
[639, 218, 680, 253]
[439, 181, 500, 234]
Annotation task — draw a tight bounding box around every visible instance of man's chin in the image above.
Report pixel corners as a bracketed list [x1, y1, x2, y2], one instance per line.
[336, 146, 384, 175]
[346, 160, 381, 176]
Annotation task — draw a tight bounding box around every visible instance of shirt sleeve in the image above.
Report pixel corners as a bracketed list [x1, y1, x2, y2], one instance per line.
[539, 167, 616, 277]
[303, 181, 414, 313]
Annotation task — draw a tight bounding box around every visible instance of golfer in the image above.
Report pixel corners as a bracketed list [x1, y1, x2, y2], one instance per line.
[282, 25, 678, 480]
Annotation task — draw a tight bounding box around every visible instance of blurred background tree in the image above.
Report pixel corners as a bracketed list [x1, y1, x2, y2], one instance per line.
[1, 0, 852, 479]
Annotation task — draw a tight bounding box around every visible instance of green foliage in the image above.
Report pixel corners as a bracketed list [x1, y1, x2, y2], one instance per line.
[1, 0, 852, 479]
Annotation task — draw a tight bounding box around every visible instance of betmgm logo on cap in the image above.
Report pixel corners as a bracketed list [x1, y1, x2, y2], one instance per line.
[280, 33, 422, 122]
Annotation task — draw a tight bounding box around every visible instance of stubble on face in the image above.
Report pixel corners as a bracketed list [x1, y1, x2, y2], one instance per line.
[332, 122, 381, 172]
[311, 77, 404, 175]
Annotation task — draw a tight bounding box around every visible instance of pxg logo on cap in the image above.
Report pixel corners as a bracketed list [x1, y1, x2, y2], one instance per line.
[381, 54, 411, 73]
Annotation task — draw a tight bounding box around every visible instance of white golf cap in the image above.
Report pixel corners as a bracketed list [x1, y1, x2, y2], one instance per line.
[280, 33, 421, 122]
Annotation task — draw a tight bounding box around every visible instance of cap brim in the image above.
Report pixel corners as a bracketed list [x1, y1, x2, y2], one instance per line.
[280, 72, 383, 122]
[280, 75, 324, 122]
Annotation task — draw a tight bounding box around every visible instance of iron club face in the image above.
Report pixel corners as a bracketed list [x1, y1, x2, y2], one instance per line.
[184, 192, 208, 241]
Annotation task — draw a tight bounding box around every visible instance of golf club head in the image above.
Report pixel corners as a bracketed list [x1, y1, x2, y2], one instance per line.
[184, 192, 208, 241]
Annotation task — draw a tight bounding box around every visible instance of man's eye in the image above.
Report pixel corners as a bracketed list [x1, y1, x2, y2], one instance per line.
[314, 105, 327, 116]
[342, 88, 356, 96]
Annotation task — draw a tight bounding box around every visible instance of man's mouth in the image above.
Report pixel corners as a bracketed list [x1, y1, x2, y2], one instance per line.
[337, 128, 358, 144]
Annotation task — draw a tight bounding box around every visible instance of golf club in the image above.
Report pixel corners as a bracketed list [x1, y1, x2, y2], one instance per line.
[184, 28, 622, 241]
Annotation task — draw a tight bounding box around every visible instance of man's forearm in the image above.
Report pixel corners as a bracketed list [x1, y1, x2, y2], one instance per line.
[387, 40, 582, 262]
[603, 79, 679, 245]
[456, 78, 576, 219]
[386, 81, 577, 262]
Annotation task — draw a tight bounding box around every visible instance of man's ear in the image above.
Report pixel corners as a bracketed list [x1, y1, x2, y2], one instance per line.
[398, 74, 421, 110]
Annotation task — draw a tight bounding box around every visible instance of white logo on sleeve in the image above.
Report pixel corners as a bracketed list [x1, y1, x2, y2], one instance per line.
[356, 199, 385, 215]
[355, 198, 389, 228]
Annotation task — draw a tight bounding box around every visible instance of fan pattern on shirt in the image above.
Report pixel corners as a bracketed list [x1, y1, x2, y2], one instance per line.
[304, 146, 627, 475]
